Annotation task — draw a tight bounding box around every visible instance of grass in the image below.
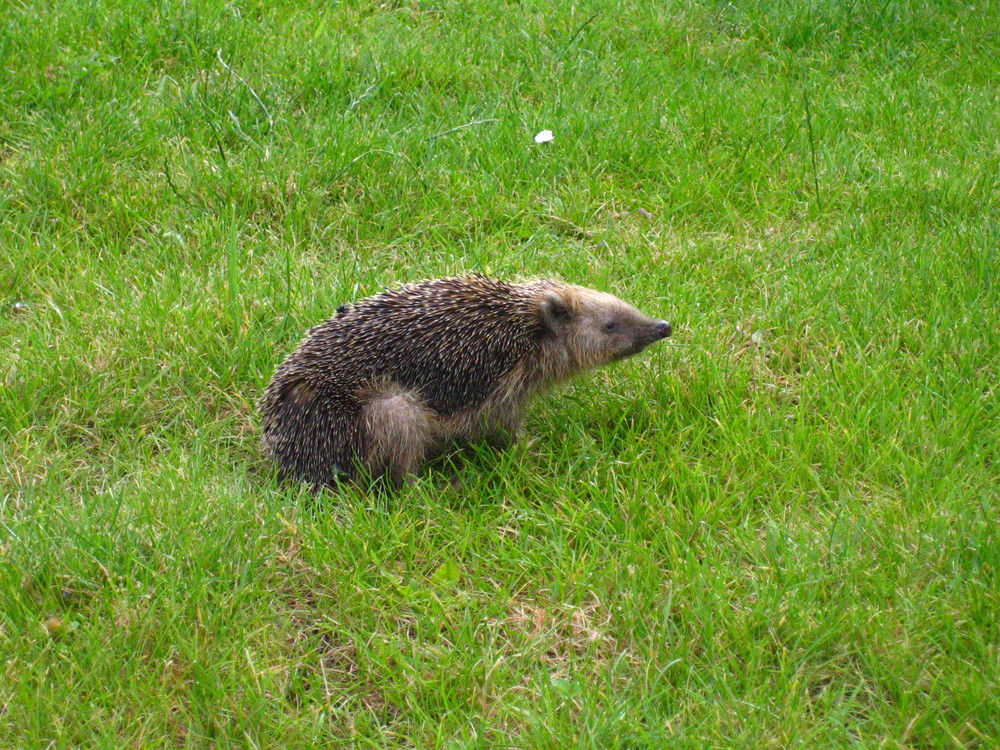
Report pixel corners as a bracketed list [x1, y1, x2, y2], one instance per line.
[1, 0, 998, 746]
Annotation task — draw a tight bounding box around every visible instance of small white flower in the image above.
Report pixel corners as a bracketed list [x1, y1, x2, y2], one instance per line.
[534, 129, 554, 144]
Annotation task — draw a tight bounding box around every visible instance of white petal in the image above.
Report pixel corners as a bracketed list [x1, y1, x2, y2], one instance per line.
[534, 129, 554, 143]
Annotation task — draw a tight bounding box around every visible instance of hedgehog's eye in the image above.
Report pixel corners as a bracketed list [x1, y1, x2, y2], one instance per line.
[604, 321, 618, 332]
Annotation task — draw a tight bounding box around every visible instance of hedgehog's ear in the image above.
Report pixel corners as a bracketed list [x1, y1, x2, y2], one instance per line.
[540, 292, 573, 332]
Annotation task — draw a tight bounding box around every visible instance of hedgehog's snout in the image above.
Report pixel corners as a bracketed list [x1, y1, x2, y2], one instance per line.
[617, 318, 673, 359]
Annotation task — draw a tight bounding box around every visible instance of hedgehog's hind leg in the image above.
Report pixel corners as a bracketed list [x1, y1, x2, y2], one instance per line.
[363, 386, 436, 489]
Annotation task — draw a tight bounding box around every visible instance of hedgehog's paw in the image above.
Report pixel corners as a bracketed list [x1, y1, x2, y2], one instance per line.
[363, 387, 436, 489]
[483, 428, 518, 452]
[482, 407, 526, 452]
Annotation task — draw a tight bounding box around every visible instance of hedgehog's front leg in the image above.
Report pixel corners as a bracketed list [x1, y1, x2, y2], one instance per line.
[482, 403, 527, 451]
[362, 386, 436, 489]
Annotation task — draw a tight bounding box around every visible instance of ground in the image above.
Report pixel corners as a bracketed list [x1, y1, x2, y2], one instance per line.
[1, 0, 998, 747]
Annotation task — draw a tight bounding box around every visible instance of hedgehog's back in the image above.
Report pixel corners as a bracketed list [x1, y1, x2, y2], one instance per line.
[292, 276, 543, 415]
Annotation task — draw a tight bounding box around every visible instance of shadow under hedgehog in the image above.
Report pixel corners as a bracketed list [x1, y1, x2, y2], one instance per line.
[260, 274, 672, 490]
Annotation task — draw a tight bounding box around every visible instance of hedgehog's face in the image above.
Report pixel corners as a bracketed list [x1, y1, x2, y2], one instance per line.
[541, 288, 672, 371]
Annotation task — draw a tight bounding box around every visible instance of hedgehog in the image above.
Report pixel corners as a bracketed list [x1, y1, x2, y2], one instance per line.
[260, 275, 672, 490]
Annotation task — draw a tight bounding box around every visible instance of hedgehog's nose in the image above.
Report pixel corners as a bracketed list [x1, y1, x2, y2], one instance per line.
[656, 321, 673, 339]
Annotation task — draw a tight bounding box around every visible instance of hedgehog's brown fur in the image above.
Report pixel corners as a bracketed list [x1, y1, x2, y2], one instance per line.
[260, 275, 672, 489]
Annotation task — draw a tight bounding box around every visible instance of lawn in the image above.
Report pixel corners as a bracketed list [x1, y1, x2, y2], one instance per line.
[1, 0, 998, 747]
